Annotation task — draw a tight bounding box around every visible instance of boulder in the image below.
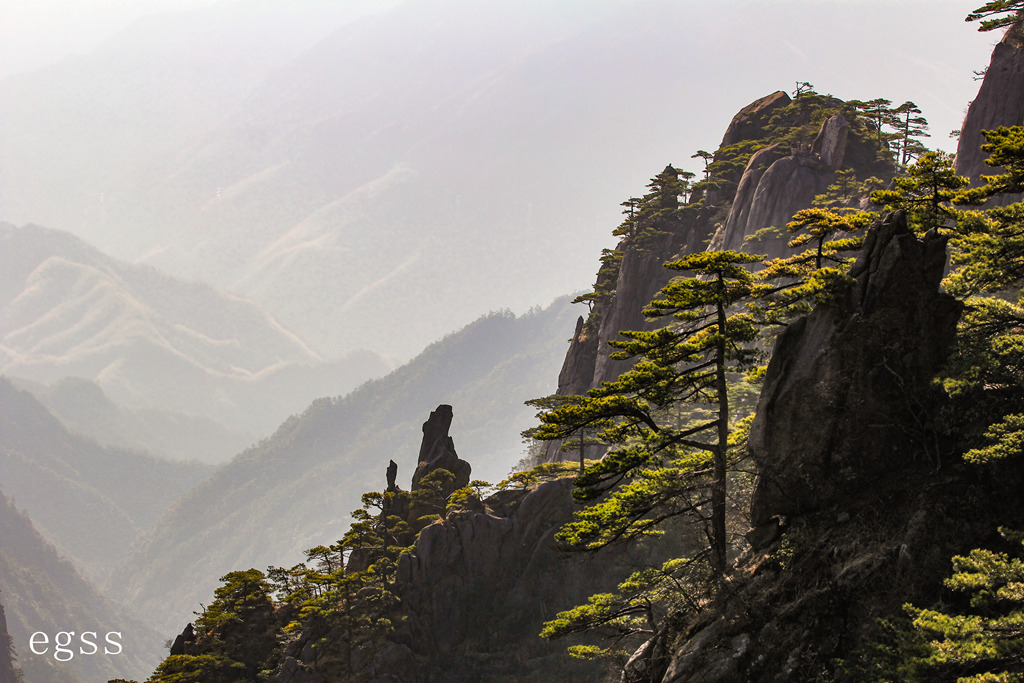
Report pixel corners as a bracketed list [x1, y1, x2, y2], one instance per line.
[719, 90, 791, 149]
[168, 622, 195, 656]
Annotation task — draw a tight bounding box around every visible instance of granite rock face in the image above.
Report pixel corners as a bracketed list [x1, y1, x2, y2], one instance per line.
[554, 315, 598, 396]
[340, 408, 638, 681]
[748, 211, 961, 529]
[955, 23, 1024, 205]
[644, 212, 967, 683]
[812, 112, 850, 169]
[411, 404, 471, 493]
[592, 234, 690, 386]
[720, 91, 791, 148]
[716, 113, 856, 259]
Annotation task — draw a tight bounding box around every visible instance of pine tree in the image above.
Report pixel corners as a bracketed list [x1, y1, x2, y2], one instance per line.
[891, 101, 931, 166]
[529, 250, 763, 576]
[872, 151, 968, 232]
[957, 126, 1024, 204]
[967, 1, 1024, 32]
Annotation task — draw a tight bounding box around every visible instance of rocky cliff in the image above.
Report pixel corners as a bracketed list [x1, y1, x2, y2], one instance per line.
[275, 406, 647, 683]
[543, 91, 894, 464]
[748, 211, 961, 530]
[955, 21, 1024, 203]
[632, 212, 989, 682]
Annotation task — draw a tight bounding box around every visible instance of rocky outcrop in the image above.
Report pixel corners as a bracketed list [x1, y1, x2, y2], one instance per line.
[748, 211, 961, 529]
[410, 404, 471, 493]
[703, 91, 791, 209]
[641, 212, 967, 683]
[554, 315, 598, 396]
[955, 22, 1024, 204]
[544, 93, 891, 466]
[719, 91, 791, 149]
[169, 622, 195, 656]
[333, 408, 642, 681]
[812, 112, 850, 169]
[545, 93, 797, 455]
[386, 474, 657, 682]
[716, 113, 853, 259]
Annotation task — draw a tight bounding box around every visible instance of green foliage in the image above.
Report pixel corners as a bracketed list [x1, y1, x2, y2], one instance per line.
[890, 101, 931, 166]
[965, 414, 1024, 464]
[530, 250, 765, 583]
[495, 461, 582, 491]
[612, 165, 697, 250]
[938, 128, 1024, 458]
[178, 569, 278, 679]
[753, 207, 873, 324]
[857, 530, 1024, 681]
[410, 468, 457, 526]
[574, 164, 699, 314]
[947, 204, 1024, 296]
[872, 151, 967, 233]
[541, 556, 711, 661]
[853, 98, 899, 147]
[573, 248, 622, 313]
[958, 127, 1024, 204]
[812, 169, 864, 208]
[967, 1, 1024, 32]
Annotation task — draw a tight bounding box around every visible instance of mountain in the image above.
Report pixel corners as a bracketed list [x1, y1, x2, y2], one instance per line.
[1, 1, 986, 361]
[0, 377, 213, 582]
[0, 223, 393, 438]
[109, 297, 578, 632]
[0, 491, 163, 683]
[9, 376, 252, 465]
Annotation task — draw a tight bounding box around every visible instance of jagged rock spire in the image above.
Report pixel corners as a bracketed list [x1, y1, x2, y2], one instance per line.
[411, 404, 471, 492]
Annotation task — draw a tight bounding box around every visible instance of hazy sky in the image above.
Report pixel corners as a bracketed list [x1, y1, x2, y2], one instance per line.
[0, 0, 1002, 146]
[0, 0, 225, 78]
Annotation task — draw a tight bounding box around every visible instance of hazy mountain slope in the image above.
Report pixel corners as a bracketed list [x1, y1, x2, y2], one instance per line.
[149, 0, 729, 360]
[10, 376, 252, 464]
[0, 492, 163, 683]
[0, 378, 213, 581]
[110, 297, 578, 633]
[0, 2, 989, 363]
[0, 223, 392, 436]
[0, 0, 394, 254]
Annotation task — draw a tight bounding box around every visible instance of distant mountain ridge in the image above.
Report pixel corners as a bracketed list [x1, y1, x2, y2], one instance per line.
[0, 223, 393, 438]
[10, 375, 252, 464]
[0, 377, 214, 582]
